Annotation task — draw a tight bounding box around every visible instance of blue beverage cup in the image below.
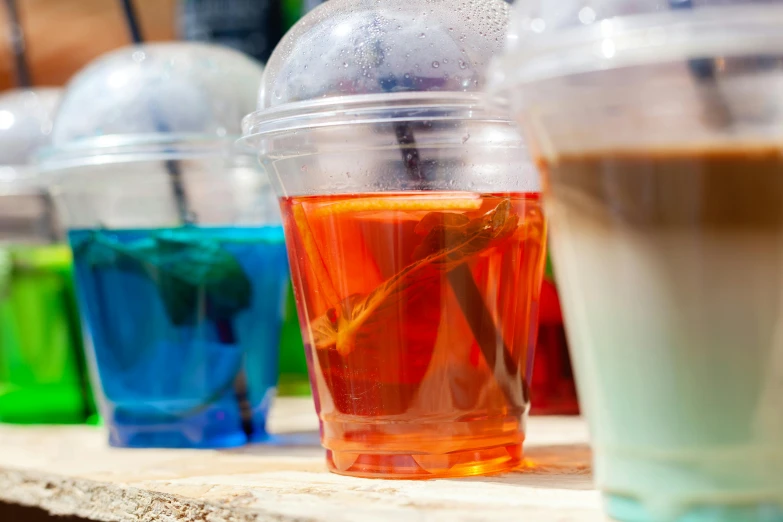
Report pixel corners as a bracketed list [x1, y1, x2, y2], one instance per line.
[490, 1, 783, 521]
[42, 43, 289, 448]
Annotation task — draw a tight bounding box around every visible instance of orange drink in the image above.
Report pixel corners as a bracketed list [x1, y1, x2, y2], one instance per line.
[281, 192, 546, 478]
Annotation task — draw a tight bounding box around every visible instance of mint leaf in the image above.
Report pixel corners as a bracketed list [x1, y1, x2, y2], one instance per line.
[73, 230, 253, 326]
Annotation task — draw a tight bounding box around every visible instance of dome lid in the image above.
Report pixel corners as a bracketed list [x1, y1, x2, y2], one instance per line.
[0, 88, 61, 193]
[0, 89, 59, 166]
[243, 0, 512, 140]
[44, 42, 263, 169]
[489, 0, 783, 90]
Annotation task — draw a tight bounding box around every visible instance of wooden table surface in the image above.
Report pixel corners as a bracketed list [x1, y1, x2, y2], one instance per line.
[0, 398, 603, 521]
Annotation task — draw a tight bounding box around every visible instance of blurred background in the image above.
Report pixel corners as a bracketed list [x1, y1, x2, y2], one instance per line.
[0, 0, 320, 90]
[0, 0, 578, 416]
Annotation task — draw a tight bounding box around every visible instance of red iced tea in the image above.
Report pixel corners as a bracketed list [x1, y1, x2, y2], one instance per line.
[280, 192, 546, 478]
[530, 263, 580, 416]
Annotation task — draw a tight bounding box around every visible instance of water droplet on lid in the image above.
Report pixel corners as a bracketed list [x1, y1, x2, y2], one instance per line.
[343, 62, 349, 68]
[419, 33, 426, 38]
[432, 61, 440, 68]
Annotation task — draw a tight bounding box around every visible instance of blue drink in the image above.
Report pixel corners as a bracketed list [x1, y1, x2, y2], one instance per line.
[69, 226, 289, 448]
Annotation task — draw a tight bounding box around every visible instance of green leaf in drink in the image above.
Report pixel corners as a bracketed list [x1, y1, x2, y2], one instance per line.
[72, 229, 253, 327]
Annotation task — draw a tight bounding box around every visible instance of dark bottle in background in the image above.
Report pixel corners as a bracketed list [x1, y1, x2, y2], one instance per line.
[283, 0, 327, 30]
[179, 0, 285, 64]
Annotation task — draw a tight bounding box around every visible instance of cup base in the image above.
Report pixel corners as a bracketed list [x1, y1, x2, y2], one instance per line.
[607, 494, 783, 522]
[325, 443, 523, 479]
[0, 385, 88, 424]
[108, 424, 248, 449]
[105, 405, 257, 449]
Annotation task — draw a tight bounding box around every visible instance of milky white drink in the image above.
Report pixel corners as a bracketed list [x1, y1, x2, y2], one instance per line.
[539, 147, 783, 521]
[490, 0, 783, 518]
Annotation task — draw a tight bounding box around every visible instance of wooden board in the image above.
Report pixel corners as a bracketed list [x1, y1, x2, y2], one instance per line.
[0, 398, 603, 521]
[0, 0, 177, 90]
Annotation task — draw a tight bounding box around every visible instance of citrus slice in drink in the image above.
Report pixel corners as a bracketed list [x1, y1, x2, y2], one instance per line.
[310, 193, 483, 218]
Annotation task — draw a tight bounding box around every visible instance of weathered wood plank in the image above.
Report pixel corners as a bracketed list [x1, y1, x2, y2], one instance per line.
[0, 398, 602, 521]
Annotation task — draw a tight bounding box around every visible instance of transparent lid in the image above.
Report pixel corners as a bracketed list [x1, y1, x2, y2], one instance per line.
[0, 89, 62, 243]
[0, 88, 60, 174]
[243, 0, 511, 138]
[44, 42, 264, 169]
[491, 0, 783, 88]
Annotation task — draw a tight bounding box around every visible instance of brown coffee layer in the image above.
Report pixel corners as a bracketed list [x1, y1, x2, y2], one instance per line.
[539, 148, 783, 230]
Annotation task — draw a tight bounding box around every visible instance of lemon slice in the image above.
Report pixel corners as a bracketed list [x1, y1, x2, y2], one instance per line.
[311, 194, 483, 217]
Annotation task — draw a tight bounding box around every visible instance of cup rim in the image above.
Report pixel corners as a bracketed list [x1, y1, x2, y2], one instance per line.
[489, 3, 783, 94]
[38, 134, 248, 171]
[240, 91, 514, 147]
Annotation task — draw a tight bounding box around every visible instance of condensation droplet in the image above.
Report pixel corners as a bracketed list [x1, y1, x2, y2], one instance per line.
[432, 61, 440, 68]
[419, 33, 426, 38]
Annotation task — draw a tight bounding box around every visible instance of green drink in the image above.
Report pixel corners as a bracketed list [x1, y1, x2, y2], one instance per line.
[0, 88, 96, 425]
[277, 282, 311, 396]
[0, 244, 93, 423]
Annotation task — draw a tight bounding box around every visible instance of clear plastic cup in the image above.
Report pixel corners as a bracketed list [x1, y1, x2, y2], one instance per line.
[42, 43, 289, 448]
[242, 0, 546, 478]
[490, 1, 783, 520]
[0, 88, 95, 425]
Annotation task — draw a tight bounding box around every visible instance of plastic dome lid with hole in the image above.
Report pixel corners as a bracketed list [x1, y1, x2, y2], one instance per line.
[41, 42, 263, 170]
[489, 0, 783, 91]
[242, 0, 512, 140]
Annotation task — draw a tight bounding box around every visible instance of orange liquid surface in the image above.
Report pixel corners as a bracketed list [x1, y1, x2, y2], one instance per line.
[280, 192, 547, 478]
